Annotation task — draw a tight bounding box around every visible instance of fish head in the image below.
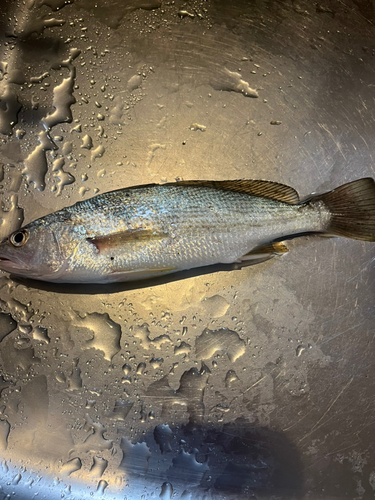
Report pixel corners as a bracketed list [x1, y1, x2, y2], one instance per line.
[0, 212, 74, 280]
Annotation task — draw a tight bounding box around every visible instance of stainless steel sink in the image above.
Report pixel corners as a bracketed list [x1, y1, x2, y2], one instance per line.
[0, 0, 374, 498]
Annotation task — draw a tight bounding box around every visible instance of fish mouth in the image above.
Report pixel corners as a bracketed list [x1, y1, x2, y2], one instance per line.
[0, 256, 30, 272]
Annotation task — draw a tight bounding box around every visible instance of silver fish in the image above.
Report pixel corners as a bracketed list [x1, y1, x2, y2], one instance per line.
[0, 178, 374, 284]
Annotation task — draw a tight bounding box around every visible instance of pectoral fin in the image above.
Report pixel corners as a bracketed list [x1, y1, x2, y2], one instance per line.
[238, 241, 289, 264]
[87, 229, 168, 253]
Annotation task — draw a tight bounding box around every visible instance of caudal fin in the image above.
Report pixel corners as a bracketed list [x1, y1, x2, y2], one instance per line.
[315, 178, 375, 241]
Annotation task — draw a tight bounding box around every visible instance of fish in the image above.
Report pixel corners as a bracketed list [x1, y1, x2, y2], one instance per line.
[0, 178, 374, 284]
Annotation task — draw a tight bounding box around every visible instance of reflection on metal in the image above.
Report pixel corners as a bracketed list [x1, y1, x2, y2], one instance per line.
[0, 0, 374, 498]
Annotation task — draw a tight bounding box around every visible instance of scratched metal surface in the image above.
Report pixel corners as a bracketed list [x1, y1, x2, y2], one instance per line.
[0, 0, 374, 499]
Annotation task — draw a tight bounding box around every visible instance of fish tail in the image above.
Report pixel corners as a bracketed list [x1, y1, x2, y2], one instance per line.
[313, 178, 375, 241]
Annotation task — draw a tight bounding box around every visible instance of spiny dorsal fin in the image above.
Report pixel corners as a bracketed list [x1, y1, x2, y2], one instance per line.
[174, 180, 300, 204]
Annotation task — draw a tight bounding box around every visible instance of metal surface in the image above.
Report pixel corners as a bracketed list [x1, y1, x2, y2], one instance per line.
[0, 0, 374, 498]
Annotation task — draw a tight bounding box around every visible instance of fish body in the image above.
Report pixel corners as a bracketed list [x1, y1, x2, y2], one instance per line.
[0, 178, 374, 284]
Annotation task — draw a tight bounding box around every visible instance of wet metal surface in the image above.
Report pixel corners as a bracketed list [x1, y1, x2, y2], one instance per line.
[0, 0, 374, 498]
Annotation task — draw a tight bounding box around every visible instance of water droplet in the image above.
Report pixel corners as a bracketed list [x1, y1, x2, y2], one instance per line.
[178, 9, 195, 18]
[167, 449, 209, 486]
[107, 400, 134, 421]
[190, 123, 206, 132]
[81, 134, 93, 150]
[0, 298, 32, 326]
[127, 74, 142, 91]
[72, 414, 113, 454]
[174, 341, 191, 357]
[66, 358, 82, 391]
[109, 96, 124, 126]
[0, 82, 21, 135]
[195, 328, 246, 362]
[134, 323, 171, 350]
[159, 482, 173, 499]
[71, 123, 82, 133]
[32, 325, 50, 343]
[0, 194, 24, 240]
[296, 345, 305, 357]
[0, 375, 11, 396]
[96, 479, 108, 495]
[22, 131, 55, 191]
[55, 372, 66, 383]
[0, 420, 10, 451]
[140, 406, 147, 422]
[61, 457, 82, 476]
[71, 312, 122, 362]
[122, 363, 131, 375]
[61, 141, 73, 156]
[31, 69, 50, 84]
[44, 71, 76, 129]
[12, 473, 21, 485]
[175, 367, 209, 423]
[201, 295, 229, 318]
[15, 128, 26, 139]
[17, 15, 65, 37]
[90, 456, 108, 478]
[8, 167, 22, 193]
[79, 186, 90, 196]
[150, 357, 163, 368]
[225, 369, 239, 388]
[180, 491, 193, 500]
[154, 424, 173, 454]
[210, 68, 258, 98]
[91, 144, 105, 160]
[0, 313, 17, 342]
[119, 437, 151, 475]
[136, 362, 146, 375]
[54, 163, 75, 197]
[0, 337, 40, 372]
[146, 143, 166, 169]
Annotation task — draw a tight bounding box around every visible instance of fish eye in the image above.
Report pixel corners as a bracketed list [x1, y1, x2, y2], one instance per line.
[9, 229, 29, 247]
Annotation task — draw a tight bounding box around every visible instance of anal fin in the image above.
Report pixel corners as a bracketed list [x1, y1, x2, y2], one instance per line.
[238, 241, 289, 265]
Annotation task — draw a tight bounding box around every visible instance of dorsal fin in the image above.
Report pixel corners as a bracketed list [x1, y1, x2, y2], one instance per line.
[174, 180, 300, 204]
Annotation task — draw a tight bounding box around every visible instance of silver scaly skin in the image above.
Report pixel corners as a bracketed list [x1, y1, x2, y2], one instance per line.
[0, 179, 373, 284]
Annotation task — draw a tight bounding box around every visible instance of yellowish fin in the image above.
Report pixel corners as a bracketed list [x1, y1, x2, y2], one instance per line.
[87, 228, 168, 253]
[238, 241, 289, 264]
[310, 178, 375, 241]
[176, 179, 299, 203]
